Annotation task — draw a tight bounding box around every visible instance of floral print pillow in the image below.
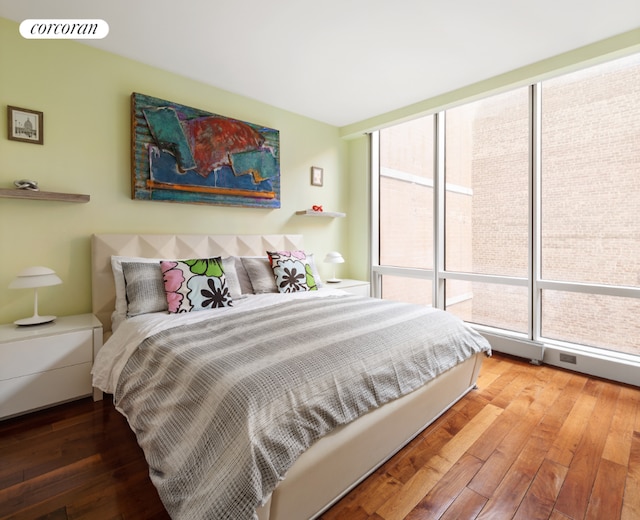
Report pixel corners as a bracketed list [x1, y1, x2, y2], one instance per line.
[267, 250, 319, 293]
[160, 257, 232, 313]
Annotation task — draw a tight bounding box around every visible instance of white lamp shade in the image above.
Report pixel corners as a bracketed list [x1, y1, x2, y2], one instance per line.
[324, 252, 345, 264]
[9, 266, 62, 289]
[9, 266, 62, 326]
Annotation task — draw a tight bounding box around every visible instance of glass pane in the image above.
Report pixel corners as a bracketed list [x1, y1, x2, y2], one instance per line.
[541, 53, 640, 286]
[445, 280, 528, 333]
[445, 87, 529, 276]
[381, 275, 432, 306]
[541, 290, 640, 356]
[379, 115, 434, 269]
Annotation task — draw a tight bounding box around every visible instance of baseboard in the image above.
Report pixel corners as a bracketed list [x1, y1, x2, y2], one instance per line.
[476, 327, 640, 387]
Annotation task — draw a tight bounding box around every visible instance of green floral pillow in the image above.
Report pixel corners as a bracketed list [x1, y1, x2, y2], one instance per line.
[160, 257, 232, 313]
[267, 250, 319, 293]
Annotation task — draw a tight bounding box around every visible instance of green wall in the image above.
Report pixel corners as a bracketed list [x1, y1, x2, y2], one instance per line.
[0, 17, 352, 324]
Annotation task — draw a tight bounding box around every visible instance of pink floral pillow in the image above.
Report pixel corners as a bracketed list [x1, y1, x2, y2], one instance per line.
[160, 257, 232, 313]
[267, 250, 319, 293]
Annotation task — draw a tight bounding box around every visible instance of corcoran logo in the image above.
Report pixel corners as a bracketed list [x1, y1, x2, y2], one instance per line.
[19, 19, 109, 39]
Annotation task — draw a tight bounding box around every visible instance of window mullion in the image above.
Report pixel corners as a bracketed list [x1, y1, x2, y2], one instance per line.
[434, 111, 446, 309]
[531, 83, 542, 343]
[370, 131, 381, 298]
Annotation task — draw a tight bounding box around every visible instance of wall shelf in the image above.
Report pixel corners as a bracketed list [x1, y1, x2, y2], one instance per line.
[0, 189, 90, 203]
[296, 209, 345, 218]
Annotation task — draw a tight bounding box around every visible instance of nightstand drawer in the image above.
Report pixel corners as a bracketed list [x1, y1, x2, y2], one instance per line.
[323, 279, 370, 297]
[0, 363, 92, 418]
[341, 284, 370, 297]
[0, 330, 93, 380]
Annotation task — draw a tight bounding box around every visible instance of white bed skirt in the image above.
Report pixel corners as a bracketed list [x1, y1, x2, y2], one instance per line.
[257, 352, 484, 520]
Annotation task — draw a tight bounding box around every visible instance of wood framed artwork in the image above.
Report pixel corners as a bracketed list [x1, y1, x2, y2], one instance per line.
[311, 166, 323, 187]
[7, 106, 43, 145]
[131, 93, 280, 208]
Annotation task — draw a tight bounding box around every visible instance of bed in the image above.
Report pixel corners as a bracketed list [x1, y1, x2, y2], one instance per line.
[90, 233, 491, 520]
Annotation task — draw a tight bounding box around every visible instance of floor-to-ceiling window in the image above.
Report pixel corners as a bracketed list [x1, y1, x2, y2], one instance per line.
[372, 52, 640, 380]
[539, 56, 640, 357]
[378, 115, 434, 306]
[444, 87, 530, 334]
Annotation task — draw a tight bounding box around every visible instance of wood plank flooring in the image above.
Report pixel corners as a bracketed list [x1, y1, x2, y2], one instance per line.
[1, 353, 638, 519]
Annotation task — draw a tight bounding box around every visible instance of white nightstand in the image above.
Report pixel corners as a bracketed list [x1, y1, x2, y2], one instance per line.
[323, 279, 370, 297]
[0, 314, 103, 420]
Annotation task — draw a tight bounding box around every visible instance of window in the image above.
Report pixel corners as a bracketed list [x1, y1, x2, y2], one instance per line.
[540, 55, 640, 286]
[378, 115, 434, 302]
[444, 87, 529, 278]
[539, 54, 640, 354]
[379, 115, 434, 270]
[373, 52, 640, 365]
[443, 87, 530, 334]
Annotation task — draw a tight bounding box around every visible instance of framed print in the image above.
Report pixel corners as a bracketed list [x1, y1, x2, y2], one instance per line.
[311, 166, 323, 187]
[8, 106, 43, 144]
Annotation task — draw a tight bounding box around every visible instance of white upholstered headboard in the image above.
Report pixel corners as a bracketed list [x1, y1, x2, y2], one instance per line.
[91, 233, 304, 333]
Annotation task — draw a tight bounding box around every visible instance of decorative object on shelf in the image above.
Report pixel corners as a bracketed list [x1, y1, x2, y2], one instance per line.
[14, 179, 39, 191]
[324, 251, 345, 283]
[131, 93, 280, 209]
[8, 106, 43, 145]
[311, 166, 323, 187]
[312, 205, 323, 212]
[8, 266, 62, 326]
[295, 209, 346, 217]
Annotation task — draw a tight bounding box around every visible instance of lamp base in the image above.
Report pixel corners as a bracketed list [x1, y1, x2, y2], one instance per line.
[14, 315, 56, 326]
[326, 278, 342, 283]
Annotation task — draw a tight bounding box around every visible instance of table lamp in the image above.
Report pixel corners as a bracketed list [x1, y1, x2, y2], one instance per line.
[324, 251, 344, 283]
[8, 266, 62, 326]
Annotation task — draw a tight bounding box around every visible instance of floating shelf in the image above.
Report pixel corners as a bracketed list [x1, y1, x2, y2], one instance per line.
[296, 209, 346, 218]
[0, 189, 90, 203]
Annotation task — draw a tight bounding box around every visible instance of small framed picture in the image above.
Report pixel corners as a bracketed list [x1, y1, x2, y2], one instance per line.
[8, 106, 43, 145]
[311, 166, 323, 187]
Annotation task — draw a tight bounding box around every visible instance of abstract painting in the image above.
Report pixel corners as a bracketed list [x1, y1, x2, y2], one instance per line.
[131, 93, 280, 208]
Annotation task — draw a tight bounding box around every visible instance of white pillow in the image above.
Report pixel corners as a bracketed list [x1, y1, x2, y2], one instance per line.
[226, 256, 254, 295]
[221, 257, 247, 301]
[306, 253, 324, 288]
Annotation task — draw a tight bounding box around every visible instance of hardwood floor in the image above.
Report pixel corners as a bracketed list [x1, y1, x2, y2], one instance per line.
[1, 353, 638, 519]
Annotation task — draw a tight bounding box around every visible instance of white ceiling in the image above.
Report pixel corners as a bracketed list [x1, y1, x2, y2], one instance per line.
[1, 1, 639, 126]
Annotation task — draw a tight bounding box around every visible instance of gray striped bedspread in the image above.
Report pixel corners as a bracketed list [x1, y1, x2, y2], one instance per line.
[113, 294, 491, 519]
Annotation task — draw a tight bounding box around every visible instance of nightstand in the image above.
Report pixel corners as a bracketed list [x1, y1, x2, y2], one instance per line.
[0, 314, 103, 420]
[323, 279, 370, 297]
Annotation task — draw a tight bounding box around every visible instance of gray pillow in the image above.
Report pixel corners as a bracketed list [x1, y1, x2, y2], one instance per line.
[241, 257, 278, 294]
[232, 256, 254, 294]
[122, 261, 168, 317]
